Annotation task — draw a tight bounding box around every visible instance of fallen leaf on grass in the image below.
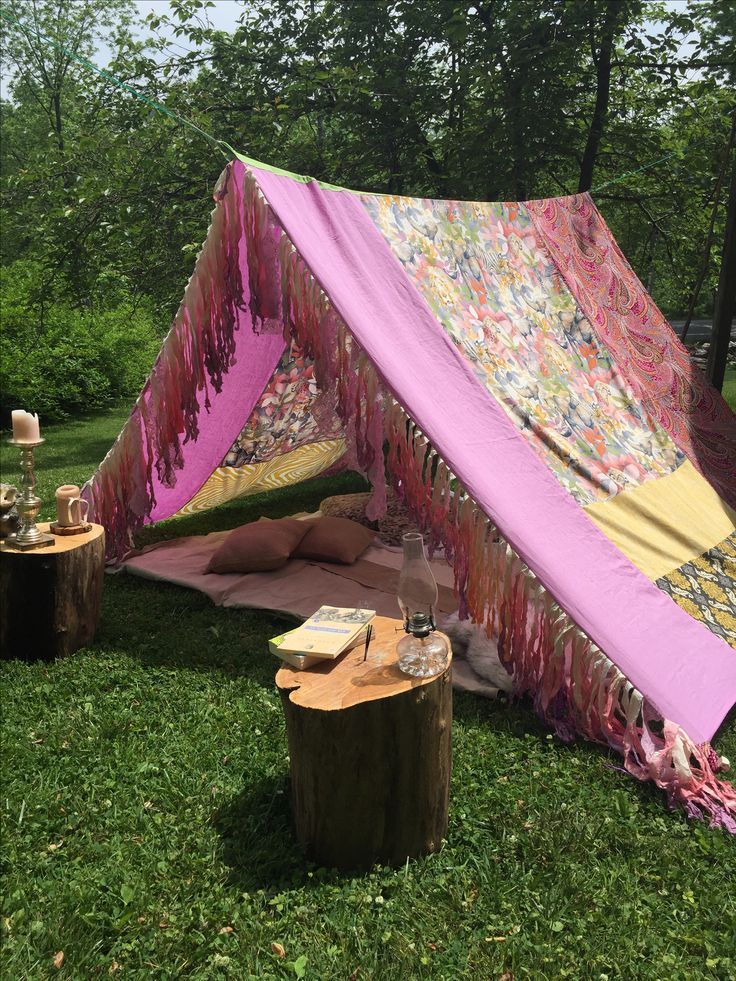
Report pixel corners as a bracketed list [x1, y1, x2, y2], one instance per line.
[47, 841, 64, 852]
[271, 942, 285, 958]
[109, 961, 120, 974]
[159, 922, 168, 930]
[219, 926, 234, 935]
[53, 951, 64, 969]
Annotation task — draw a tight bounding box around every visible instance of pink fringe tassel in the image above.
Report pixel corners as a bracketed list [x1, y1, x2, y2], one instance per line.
[83, 164, 247, 559]
[384, 397, 736, 832]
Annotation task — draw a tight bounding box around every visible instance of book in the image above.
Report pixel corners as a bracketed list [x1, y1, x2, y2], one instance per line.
[274, 606, 376, 660]
[269, 623, 371, 669]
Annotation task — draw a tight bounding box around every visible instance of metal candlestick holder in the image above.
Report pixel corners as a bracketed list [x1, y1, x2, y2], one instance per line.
[6, 439, 54, 549]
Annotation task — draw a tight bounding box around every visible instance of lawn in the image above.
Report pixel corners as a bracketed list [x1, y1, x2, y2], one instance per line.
[1, 395, 735, 980]
[723, 365, 736, 411]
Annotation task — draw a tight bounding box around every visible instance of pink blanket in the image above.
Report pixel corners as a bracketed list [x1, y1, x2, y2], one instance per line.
[123, 534, 457, 621]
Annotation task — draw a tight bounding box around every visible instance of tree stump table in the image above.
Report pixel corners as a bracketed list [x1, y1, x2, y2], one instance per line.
[275, 615, 452, 871]
[0, 522, 105, 661]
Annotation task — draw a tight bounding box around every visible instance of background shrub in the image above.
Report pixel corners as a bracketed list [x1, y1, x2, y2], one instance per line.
[0, 261, 161, 421]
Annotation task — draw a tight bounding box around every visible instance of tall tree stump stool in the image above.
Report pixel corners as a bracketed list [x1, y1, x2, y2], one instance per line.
[0, 522, 105, 661]
[275, 615, 452, 871]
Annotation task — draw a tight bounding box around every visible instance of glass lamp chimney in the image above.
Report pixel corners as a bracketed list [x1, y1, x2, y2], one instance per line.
[397, 532, 438, 632]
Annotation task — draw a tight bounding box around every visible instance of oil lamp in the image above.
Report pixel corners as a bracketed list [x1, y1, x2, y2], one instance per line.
[396, 532, 449, 678]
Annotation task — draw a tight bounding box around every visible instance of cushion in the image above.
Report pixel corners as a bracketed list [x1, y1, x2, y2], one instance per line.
[292, 516, 375, 564]
[206, 518, 312, 574]
[319, 490, 418, 546]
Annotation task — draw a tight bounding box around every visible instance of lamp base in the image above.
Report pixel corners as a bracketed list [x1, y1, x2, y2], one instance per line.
[2, 532, 55, 551]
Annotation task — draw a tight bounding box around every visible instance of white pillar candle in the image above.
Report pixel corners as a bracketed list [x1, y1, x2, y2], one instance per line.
[11, 410, 41, 443]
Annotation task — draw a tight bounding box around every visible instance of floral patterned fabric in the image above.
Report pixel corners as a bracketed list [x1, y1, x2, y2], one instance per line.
[526, 193, 736, 511]
[362, 194, 684, 505]
[223, 340, 342, 467]
[656, 533, 736, 650]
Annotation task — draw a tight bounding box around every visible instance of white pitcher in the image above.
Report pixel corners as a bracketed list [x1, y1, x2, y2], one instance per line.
[55, 484, 89, 527]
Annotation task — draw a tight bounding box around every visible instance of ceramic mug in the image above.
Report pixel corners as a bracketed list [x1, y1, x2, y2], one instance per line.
[55, 484, 89, 527]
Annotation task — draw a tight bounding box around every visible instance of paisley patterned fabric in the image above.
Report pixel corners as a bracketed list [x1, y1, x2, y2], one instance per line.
[223, 340, 342, 467]
[362, 193, 684, 505]
[656, 533, 736, 649]
[526, 193, 736, 510]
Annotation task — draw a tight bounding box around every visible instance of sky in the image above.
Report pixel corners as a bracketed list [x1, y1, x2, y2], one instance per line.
[0, 0, 245, 98]
[124, 0, 243, 62]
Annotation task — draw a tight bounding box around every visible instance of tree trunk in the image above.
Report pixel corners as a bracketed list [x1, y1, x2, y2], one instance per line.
[0, 523, 105, 660]
[53, 90, 64, 153]
[275, 616, 452, 871]
[706, 154, 736, 392]
[578, 6, 621, 193]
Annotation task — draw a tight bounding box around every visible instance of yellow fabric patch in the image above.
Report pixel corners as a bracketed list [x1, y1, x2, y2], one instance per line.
[584, 460, 736, 581]
[175, 439, 346, 517]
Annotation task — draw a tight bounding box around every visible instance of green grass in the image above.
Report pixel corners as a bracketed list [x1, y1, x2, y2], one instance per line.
[1, 407, 735, 980]
[723, 366, 736, 412]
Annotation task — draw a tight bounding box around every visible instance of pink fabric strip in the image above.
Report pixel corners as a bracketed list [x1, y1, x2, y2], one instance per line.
[250, 164, 736, 745]
[526, 193, 736, 510]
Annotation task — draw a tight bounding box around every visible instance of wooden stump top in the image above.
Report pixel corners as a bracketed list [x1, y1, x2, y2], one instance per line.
[1, 521, 105, 661]
[0, 521, 104, 555]
[276, 615, 452, 711]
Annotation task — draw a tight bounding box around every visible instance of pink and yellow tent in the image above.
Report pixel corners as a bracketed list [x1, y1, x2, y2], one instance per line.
[83, 157, 736, 830]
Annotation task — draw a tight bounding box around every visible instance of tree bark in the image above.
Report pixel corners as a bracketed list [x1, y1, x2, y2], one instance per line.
[275, 617, 452, 871]
[0, 523, 105, 660]
[578, 5, 622, 193]
[681, 111, 736, 341]
[706, 154, 736, 392]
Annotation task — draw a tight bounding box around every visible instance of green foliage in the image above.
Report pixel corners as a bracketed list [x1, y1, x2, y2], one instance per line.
[1, 0, 734, 327]
[0, 262, 160, 419]
[1, 407, 735, 979]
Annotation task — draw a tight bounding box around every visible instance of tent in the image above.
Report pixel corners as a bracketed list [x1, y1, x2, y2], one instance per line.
[83, 156, 736, 829]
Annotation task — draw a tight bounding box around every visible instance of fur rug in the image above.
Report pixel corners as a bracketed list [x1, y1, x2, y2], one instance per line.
[442, 612, 514, 698]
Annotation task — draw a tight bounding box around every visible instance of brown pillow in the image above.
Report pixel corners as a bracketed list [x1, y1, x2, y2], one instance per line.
[206, 518, 312, 574]
[292, 516, 375, 564]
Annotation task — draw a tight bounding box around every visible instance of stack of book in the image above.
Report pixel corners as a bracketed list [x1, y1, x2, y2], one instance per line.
[270, 605, 376, 670]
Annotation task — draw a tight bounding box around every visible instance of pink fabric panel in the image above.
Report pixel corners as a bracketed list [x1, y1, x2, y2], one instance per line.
[526, 193, 736, 509]
[250, 164, 736, 745]
[149, 162, 286, 520]
[148, 327, 285, 520]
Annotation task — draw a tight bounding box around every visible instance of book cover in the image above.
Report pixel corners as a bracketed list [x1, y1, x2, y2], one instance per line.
[276, 606, 375, 659]
[270, 623, 371, 667]
[271, 647, 327, 670]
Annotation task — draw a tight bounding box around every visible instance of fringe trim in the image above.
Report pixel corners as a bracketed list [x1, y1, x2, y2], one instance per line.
[82, 163, 246, 560]
[384, 397, 736, 832]
[244, 172, 388, 519]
